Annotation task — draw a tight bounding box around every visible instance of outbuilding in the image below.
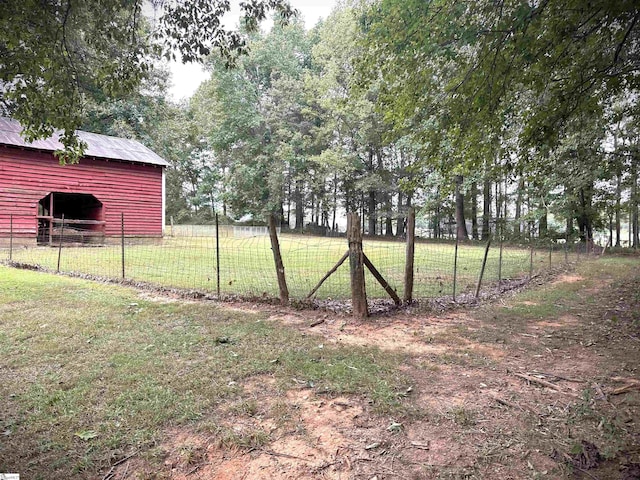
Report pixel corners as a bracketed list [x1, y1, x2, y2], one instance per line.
[0, 117, 168, 244]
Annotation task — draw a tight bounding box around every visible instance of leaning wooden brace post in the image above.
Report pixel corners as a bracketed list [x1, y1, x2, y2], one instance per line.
[404, 207, 416, 303]
[474, 237, 491, 298]
[306, 251, 349, 299]
[268, 214, 289, 305]
[347, 213, 368, 318]
[364, 254, 401, 305]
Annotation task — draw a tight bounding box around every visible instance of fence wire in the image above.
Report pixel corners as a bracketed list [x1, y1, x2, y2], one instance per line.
[1, 221, 591, 303]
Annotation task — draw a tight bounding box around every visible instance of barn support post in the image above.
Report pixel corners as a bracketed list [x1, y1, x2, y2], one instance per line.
[9, 214, 13, 261]
[475, 237, 491, 298]
[268, 213, 289, 305]
[403, 207, 415, 303]
[57, 214, 65, 273]
[215, 213, 221, 298]
[121, 213, 125, 279]
[347, 213, 368, 318]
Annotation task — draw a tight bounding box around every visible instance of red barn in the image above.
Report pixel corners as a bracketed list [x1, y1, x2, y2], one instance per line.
[0, 117, 169, 244]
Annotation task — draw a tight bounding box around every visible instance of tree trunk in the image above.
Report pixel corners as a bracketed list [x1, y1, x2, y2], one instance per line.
[294, 180, 304, 231]
[396, 191, 404, 237]
[633, 157, 639, 249]
[526, 191, 534, 239]
[495, 180, 502, 225]
[609, 213, 613, 248]
[615, 170, 622, 247]
[482, 177, 491, 240]
[539, 199, 548, 238]
[385, 193, 394, 236]
[433, 187, 441, 239]
[577, 187, 593, 244]
[368, 190, 376, 235]
[455, 175, 468, 240]
[515, 177, 524, 237]
[332, 173, 338, 232]
[279, 203, 286, 228]
[471, 181, 479, 240]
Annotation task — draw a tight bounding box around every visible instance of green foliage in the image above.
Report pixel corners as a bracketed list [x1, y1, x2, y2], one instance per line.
[1, 0, 295, 161]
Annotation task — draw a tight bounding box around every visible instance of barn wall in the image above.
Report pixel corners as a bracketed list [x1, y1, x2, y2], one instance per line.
[0, 146, 164, 238]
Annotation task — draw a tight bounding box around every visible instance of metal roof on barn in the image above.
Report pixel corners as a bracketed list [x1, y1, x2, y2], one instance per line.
[0, 117, 170, 167]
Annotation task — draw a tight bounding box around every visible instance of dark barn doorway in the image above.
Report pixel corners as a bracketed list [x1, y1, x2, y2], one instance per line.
[37, 192, 105, 244]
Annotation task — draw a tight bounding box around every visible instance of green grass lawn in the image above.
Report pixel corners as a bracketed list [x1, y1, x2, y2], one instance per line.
[3, 234, 560, 300]
[0, 266, 408, 479]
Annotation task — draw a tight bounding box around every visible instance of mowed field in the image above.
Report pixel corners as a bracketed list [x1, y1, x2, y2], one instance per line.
[4, 234, 562, 300]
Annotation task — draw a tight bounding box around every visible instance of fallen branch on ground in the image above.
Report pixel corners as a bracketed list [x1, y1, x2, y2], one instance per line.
[514, 373, 579, 397]
[610, 377, 640, 395]
[532, 371, 585, 383]
[489, 393, 542, 416]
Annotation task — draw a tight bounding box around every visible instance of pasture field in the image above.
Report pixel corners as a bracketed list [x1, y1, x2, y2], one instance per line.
[3, 234, 565, 300]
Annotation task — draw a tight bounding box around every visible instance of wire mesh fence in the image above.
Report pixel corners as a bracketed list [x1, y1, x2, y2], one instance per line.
[1, 214, 595, 305]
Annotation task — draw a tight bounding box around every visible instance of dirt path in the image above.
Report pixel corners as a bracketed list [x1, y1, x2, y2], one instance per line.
[117, 262, 640, 479]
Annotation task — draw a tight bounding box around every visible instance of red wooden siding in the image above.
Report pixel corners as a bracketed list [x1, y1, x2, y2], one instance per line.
[0, 146, 163, 238]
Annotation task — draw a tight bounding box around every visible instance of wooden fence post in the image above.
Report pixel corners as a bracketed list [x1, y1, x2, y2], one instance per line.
[121, 213, 125, 279]
[215, 213, 221, 297]
[268, 214, 289, 305]
[404, 207, 415, 303]
[347, 213, 368, 318]
[57, 214, 65, 273]
[498, 226, 503, 286]
[9, 213, 13, 261]
[453, 232, 459, 302]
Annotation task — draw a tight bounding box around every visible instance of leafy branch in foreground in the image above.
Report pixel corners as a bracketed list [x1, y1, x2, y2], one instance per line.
[0, 0, 295, 162]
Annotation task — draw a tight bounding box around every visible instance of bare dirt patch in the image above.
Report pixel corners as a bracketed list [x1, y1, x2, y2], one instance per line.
[552, 274, 584, 284]
[114, 261, 640, 480]
[531, 314, 580, 329]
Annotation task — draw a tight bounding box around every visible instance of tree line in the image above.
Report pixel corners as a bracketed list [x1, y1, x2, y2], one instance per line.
[3, 0, 639, 246]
